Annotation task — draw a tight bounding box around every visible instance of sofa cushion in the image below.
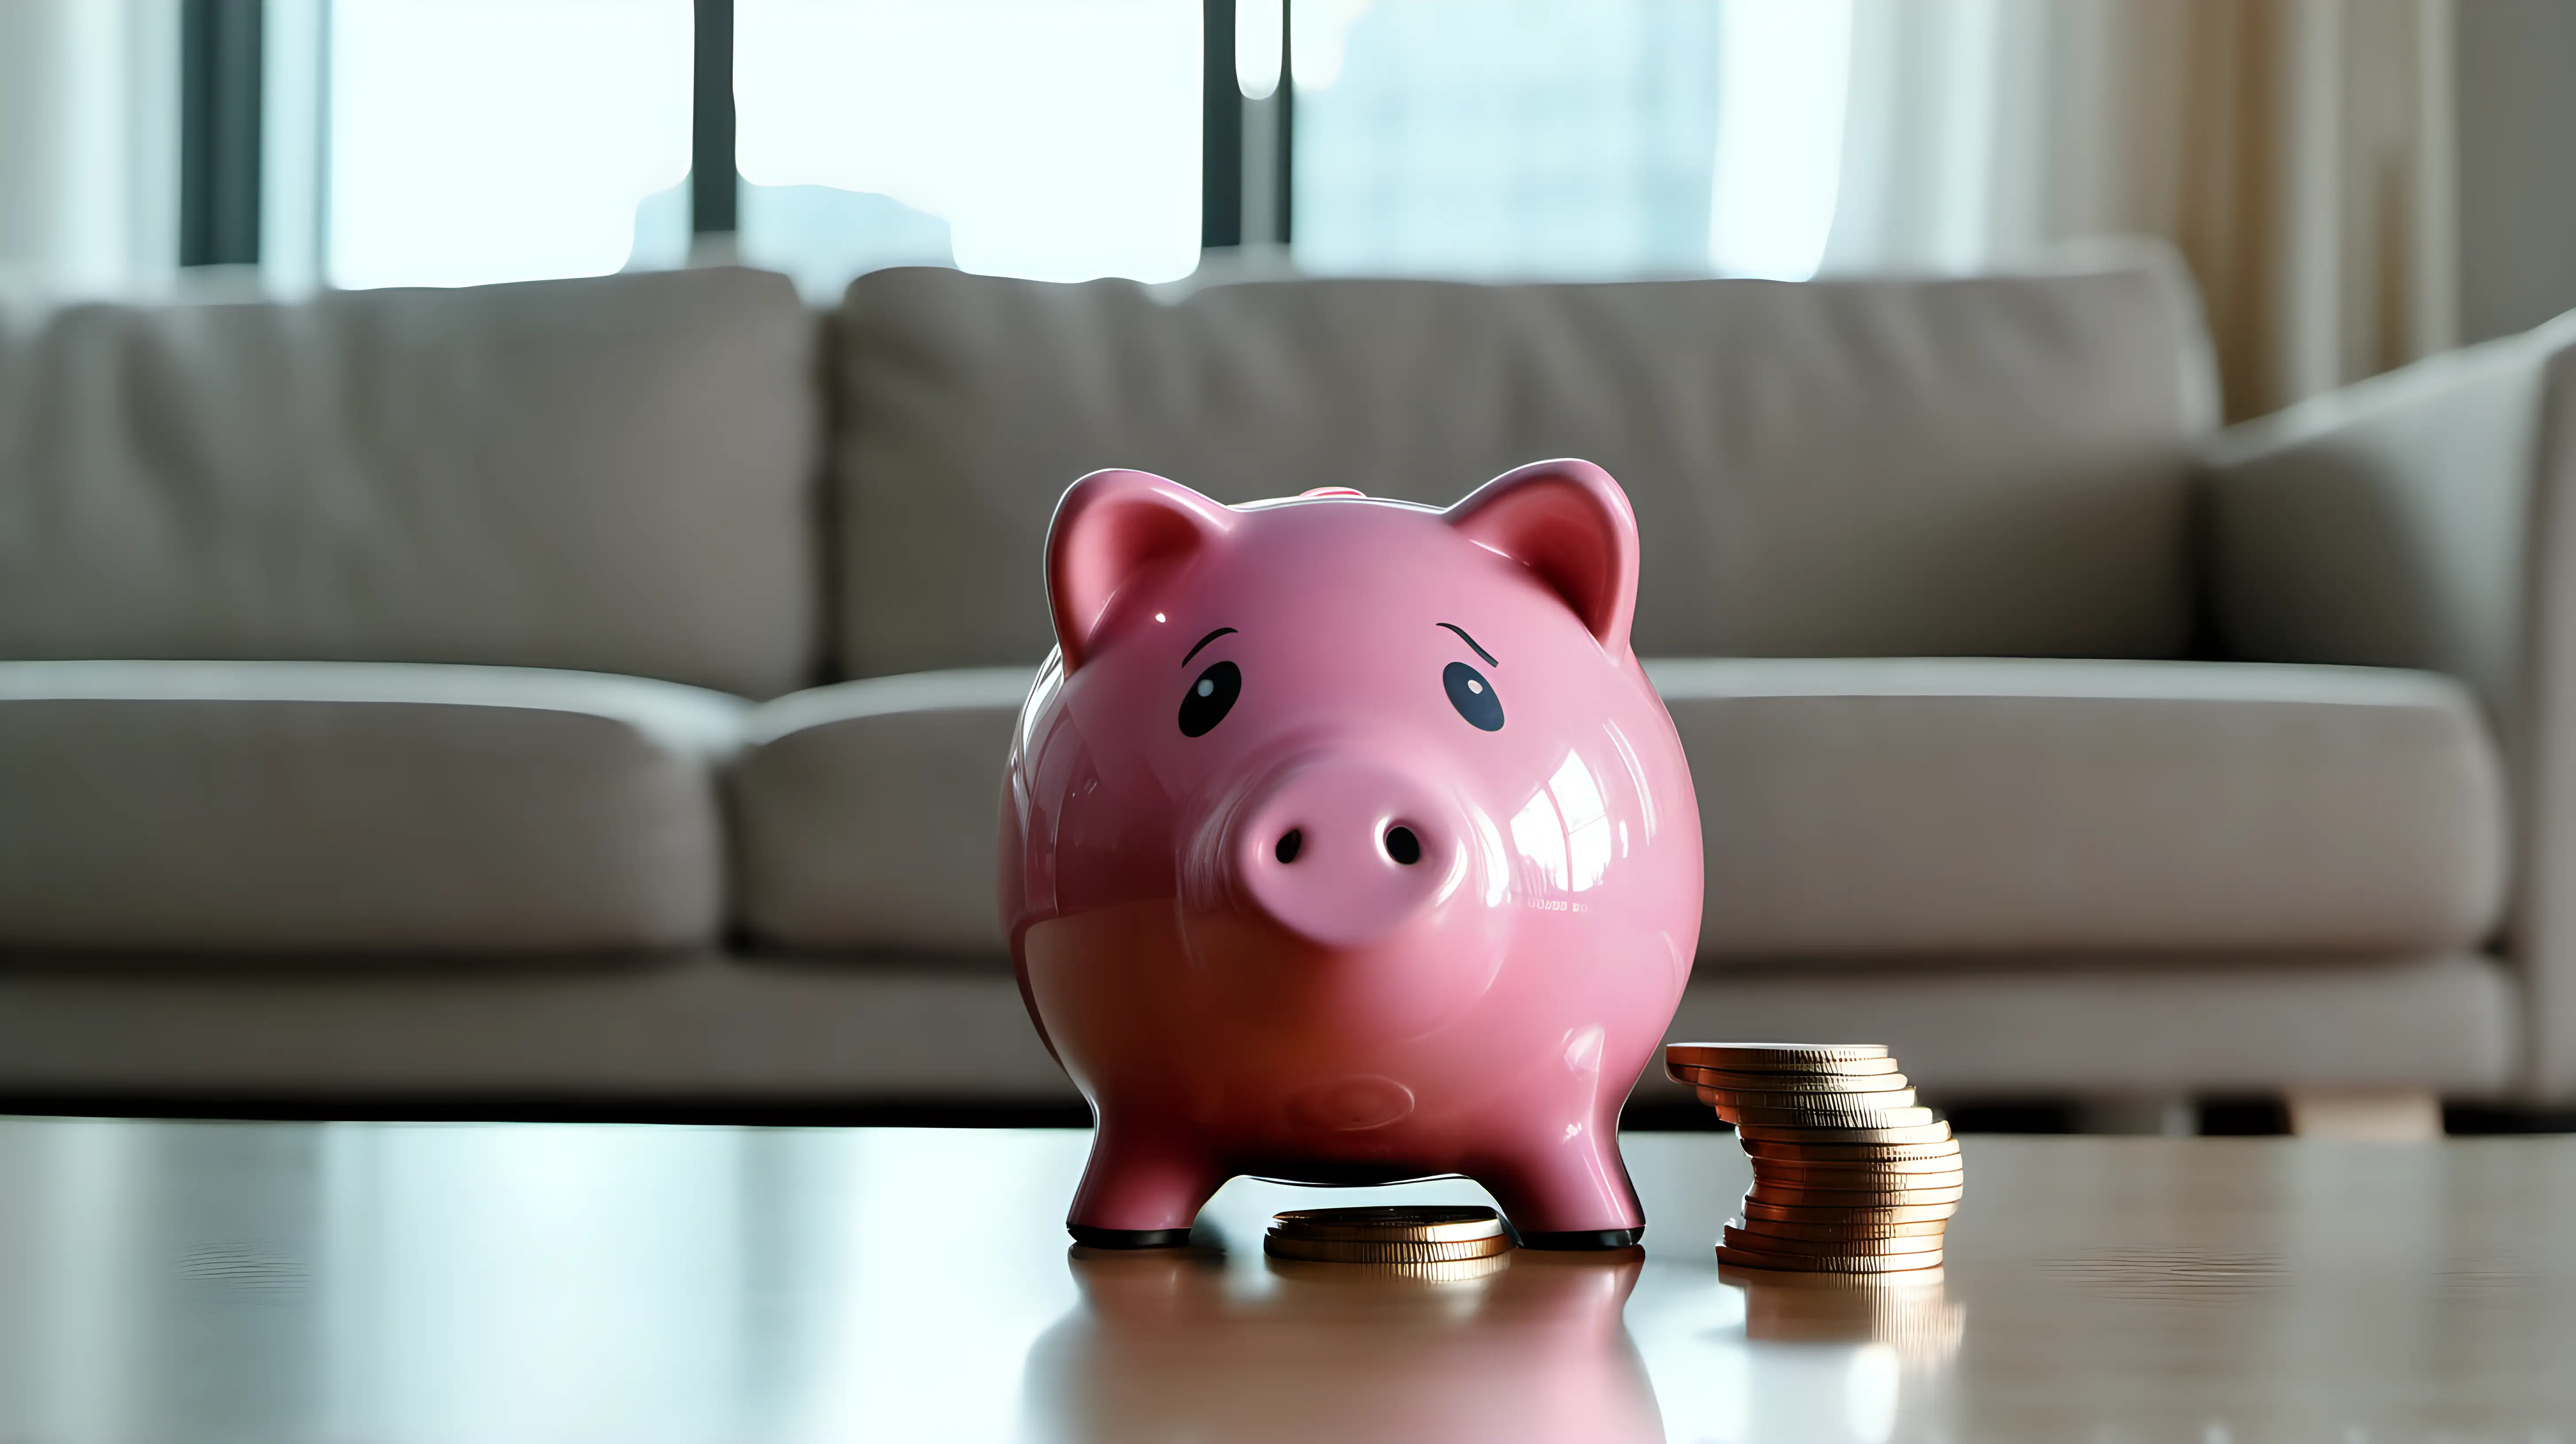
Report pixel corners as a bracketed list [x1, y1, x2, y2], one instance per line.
[0, 268, 819, 697]
[729, 668, 1033, 953]
[0, 661, 744, 952]
[1654, 658, 2507, 960]
[829, 257, 2210, 678]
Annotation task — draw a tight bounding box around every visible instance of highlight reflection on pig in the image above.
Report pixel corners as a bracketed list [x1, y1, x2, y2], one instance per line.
[1021, 1249, 1665, 1444]
[1000, 461, 1704, 1247]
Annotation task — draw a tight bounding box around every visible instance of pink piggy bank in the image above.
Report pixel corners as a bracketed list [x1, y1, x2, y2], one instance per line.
[1000, 460, 1703, 1248]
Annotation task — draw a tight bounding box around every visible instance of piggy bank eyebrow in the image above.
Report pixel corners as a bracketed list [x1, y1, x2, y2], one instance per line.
[1438, 622, 1498, 666]
[1181, 626, 1238, 666]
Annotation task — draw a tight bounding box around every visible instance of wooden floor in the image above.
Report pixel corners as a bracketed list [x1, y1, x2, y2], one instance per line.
[0, 1118, 2567, 1440]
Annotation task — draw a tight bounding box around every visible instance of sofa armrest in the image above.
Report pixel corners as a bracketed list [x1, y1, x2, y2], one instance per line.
[2202, 313, 2576, 1097]
[2202, 324, 2571, 705]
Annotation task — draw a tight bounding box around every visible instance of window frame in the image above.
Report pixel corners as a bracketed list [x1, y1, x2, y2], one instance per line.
[181, 0, 1270, 274]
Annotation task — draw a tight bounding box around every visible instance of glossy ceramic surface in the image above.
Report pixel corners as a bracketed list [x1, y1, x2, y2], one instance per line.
[3, 1121, 2572, 1442]
[1000, 461, 1704, 1242]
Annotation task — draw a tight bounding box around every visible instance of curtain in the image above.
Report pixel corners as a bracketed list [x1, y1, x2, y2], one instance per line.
[0, 0, 180, 298]
[1823, 0, 2458, 424]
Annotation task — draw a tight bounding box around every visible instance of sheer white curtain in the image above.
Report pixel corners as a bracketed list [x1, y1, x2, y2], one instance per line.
[1819, 0, 2458, 422]
[0, 0, 180, 298]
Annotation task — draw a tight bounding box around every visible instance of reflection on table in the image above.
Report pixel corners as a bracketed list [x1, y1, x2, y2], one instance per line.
[1024, 1245, 1664, 1444]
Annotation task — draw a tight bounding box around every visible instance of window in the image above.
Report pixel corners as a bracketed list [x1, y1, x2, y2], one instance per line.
[1292, 0, 1851, 282]
[208, 0, 1852, 295]
[1292, 0, 1722, 280]
[316, 0, 692, 290]
[732, 0, 1202, 296]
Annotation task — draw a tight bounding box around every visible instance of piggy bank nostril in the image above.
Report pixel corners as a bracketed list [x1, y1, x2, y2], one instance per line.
[1275, 829, 1304, 864]
[1384, 826, 1422, 865]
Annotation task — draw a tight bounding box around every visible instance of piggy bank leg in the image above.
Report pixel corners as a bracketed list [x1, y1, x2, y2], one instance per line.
[1065, 1124, 1223, 1248]
[1478, 1129, 1647, 1250]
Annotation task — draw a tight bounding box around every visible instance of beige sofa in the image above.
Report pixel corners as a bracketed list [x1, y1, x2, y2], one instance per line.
[0, 254, 2552, 1112]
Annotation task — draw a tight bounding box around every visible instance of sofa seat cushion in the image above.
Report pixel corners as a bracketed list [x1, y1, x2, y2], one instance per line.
[0, 661, 743, 952]
[1653, 658, 2507, 960]
[729, 669, 1033, 953]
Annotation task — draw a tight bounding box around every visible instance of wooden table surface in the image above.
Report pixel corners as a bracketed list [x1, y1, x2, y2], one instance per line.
[0, 1117, 2567, 1442]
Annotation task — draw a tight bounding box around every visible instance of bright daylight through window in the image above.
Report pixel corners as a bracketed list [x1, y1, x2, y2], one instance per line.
[322, 0, 692, 291]
[1296, 0, 1849, 280]
[733, 0, 1202, 292]
[294, 0, 1852, 294]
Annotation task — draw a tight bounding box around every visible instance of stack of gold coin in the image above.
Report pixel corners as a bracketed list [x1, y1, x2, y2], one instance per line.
[1263, 1205, 1515, 1265]
[1665, 1042, 1958, 1275]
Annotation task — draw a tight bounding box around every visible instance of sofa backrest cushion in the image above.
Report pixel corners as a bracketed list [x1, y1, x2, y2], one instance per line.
[829, 258, 2212, 678]
[0, 267, 820, 698]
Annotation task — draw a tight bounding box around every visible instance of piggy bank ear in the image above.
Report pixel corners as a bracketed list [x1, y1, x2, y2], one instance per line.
[1046, 469, 1237, 671]
[1444, 459, 1641, 657]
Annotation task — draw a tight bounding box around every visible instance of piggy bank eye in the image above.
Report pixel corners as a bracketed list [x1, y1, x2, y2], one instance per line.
[1444, 661, 1503, 732]
[1179, 660, 1241, 737]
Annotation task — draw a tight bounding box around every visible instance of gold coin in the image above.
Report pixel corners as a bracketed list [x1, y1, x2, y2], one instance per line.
[1710, 1101, 1938, 1129]
[1270, 1206, 1506, 1244]
[1748, 1174, 1966, 1198]
[1738, 1121, 1953, 1145]
[1694, 1086, 1920, 1112]
[1750, 1175, 1964, 1196]
[1673, 1065, 1914, 1093]
[1716, 1244, 1944, 1274]
[1263, 1232, 1514, 1264]
[1723, 1224, 1946, 1257]
[1741, 1139, 1962, 1164]
[1742, 1198, 1959, 1225]
[1748, 1182, 1966, 1207]
[1730, 1214, 1950, 1241]
[1720, 1261, 1946, 1290]
[1691, 1057, 1905, 1077]
[1750, 1157, 1964, 1179]
[1667, 1043, 1894, 1071]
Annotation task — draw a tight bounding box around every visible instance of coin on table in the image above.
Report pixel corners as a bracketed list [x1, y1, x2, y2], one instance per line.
[1264, 1233, 1514, 1264]
[1688, 1058, 1906, 1078]
[1738, 1121, 1954, 1146]
[1741, 1139, 1963, 1164]
[1270, 1206, 1507, 1244]
[1721, 1261, 1947, 1290]
[1674, 1066, 1915, 1093]
[1716, 1244, 1945, 1274]
[1748, 1183, 1967, 1208]
[1750, 1156, 1964, 1179]
[1746, 1171, 1965, 1194]
[1729, 1214, 1951, 1241]
[1694, 1086, 1921, 1113]
[1667, 1043, 1894, 1071]
[1747, 1175, 1966, 1199]
[1695, 1084, 1921, 1108]
[1742, 1198, 1959, 1225]
[1710, 1102, 1939, 1129]
[1746, 1189, 1966, 1212]
[1723, 1224, 1946, 1257]
[1741, 1157, 1963, 1179]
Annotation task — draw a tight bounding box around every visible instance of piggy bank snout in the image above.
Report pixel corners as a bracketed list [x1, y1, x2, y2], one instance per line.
[1232, 760, 1468, 950]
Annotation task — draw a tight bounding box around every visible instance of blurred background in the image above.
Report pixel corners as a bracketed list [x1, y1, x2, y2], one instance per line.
[5, 0, 2576, 1137]
[3, 0, 2567, 415]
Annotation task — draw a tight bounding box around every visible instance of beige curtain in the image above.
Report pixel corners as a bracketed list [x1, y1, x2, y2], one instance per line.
[1827, 0, 2458, 424]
